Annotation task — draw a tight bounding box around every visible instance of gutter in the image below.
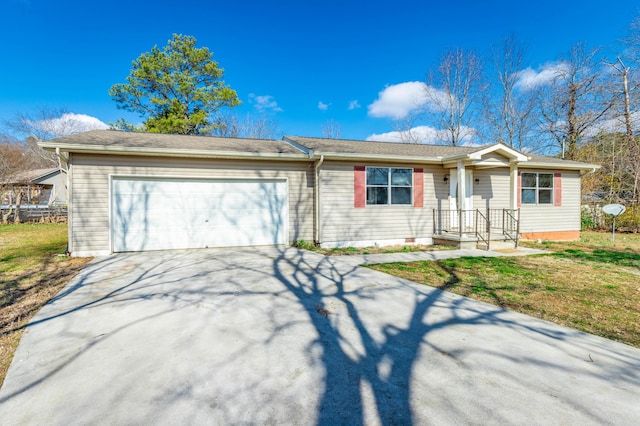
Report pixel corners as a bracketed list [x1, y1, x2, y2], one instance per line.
[38, 143, 310, 162]
[519, 161, 601, 171]
[309, 152, 444, 164]
[314, 155, 324, 245]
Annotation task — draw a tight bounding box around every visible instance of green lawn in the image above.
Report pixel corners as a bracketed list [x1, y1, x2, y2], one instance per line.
[369, 232, 640, 348]
[0, 224, 91, 387]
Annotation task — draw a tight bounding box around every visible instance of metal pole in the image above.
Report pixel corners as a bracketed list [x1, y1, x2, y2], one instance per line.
[612, 217, 616, 242]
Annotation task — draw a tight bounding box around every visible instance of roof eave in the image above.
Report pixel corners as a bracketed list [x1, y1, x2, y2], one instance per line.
[519, 161, 601, 171]
[38, 142, 310, 161]
[311, 151, 443, 164]
[32, 169, 62, 182]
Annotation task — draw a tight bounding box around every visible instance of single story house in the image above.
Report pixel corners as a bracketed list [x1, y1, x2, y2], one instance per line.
[40, 130, 598, 257]
[1, 167, 67, 207]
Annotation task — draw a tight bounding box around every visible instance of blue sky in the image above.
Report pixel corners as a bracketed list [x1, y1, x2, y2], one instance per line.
[1, 0, 638, 141]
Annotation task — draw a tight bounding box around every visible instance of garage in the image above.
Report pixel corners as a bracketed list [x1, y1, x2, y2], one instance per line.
[111, 177, 288, 252]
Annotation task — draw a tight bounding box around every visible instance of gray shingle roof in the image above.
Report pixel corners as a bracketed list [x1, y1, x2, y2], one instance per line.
[525, 153, 591, 166]
[40, 130, 598, 170]
[43, 130, 304, 155]
[285, 136, 483, 158]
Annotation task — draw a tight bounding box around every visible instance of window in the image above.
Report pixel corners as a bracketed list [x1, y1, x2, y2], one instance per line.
[521, 172, 553, 204]
[366, 167, 412, 205]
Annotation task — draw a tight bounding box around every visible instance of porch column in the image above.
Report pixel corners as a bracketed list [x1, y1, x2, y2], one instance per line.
[509, 162, 518, 210]
[457, 161, 466, 210]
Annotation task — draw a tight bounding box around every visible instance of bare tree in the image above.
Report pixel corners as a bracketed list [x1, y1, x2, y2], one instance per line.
[607, 58, 637, 141]
[625, 16, 640, 63]
[321, 119, 341, 139]
[536, 43, 614, 159]
[392, 116, 423, 143]
[425, 48, 484, 146]
[619, 21, 640, 200]
[213, 113, 281, 139]
[573, 18, 640, 204]
[3, 106, 108, 165]
[3, 107, 102, 141]
[0, 141, 41, 223]
[485, 35, 535, 150]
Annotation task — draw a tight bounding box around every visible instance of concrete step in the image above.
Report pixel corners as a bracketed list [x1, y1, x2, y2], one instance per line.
[477, 239, 517, 250]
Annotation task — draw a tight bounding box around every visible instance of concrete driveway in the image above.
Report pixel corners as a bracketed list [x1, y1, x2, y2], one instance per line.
[1, 247, 639, 425]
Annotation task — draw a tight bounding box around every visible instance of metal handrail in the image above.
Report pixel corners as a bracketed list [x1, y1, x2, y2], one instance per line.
[502, 208, 520, 247]
[433, 208, 519, 249]
[475, 209, 490, 249]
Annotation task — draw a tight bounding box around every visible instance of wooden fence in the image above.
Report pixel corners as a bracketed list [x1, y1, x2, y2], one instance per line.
[0, 205, 68, 224]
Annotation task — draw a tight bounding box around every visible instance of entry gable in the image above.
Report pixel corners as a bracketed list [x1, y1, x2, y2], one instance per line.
[442, 143, 528, 168]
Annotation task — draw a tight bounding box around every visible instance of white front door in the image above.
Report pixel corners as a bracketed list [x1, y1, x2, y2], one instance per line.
[111, 177, 288, 252]
[449, 169, 473, 229]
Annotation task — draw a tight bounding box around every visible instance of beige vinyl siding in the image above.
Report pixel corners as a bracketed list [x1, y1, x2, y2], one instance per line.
[519, 170, 581, 233]
[318, 161, 442, 244]
[69, 154, 313, 254]
[472, 168, 511, 210]
[481, 152, 507, 162]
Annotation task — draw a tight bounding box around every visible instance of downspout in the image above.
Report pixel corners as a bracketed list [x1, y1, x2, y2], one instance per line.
[55, 147, 68, 172]
[56, 148, 72, 255]
[314, 155, 324, 245]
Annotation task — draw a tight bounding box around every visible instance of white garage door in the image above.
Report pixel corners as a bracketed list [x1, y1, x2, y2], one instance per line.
[111, 177, 288, 252]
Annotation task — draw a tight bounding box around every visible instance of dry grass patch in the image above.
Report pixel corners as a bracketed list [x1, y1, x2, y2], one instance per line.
[0, 224, 91, 387]
[369, 232, 640, 348]
[295, 241, 455, 256]
[521, 230, 640, 252]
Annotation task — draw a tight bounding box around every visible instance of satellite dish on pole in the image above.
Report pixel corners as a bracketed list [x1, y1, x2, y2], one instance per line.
[602, 204, 626, 241]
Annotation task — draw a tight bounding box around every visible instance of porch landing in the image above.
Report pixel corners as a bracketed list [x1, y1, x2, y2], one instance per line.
[433, 208, 520, 250]
[433, 230, 517, 251]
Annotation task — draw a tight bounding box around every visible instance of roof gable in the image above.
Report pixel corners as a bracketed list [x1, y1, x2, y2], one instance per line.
[467, 143, 528, 162]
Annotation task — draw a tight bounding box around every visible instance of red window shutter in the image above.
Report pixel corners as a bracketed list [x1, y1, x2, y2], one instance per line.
[354, 166, 366, 208]
[554, 172, 562, 206]
[414, 168, 424, 207]
[517, 171, 522, 207]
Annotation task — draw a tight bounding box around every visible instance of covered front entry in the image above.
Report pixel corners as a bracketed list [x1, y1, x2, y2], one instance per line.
[436, 153, 524, 249]
[111, 177, 288, 252]
[449, 168, 474, 229]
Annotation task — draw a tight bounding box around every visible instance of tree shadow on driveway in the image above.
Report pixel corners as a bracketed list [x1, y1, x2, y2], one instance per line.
[1, 247, 639, 425]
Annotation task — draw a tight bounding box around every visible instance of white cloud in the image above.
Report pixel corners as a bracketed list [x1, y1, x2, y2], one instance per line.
[368, 82, 427, 119]
[367, 81, 453, 119]
[366, 125, 478, 145]
[32, 113, 108, 136]
[583, 111, 640, 138]
[348, 100, 361, 110]
[318, 101, 329, 111]
[248, 94, 283, 112]
[514, 62, 570, 91]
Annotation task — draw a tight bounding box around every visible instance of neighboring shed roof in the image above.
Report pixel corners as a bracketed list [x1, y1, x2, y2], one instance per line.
[3, 167, 61, 184]
[39, 130, 308, 160]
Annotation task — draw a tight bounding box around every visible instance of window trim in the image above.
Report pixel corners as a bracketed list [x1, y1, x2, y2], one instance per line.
[365, 166, 413, 206]
[521, 172, 554, 205]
